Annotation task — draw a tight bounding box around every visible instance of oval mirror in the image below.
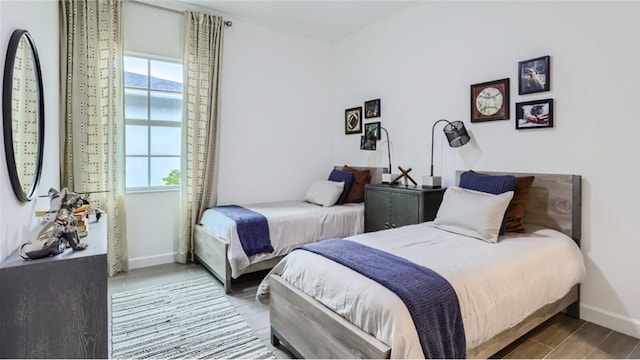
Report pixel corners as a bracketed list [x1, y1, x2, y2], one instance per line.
[2, 29, 45, 202]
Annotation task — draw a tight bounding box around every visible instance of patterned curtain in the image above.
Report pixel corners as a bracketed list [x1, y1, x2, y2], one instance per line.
[177, 11, 224, 263]
[60, 0, 128, 276]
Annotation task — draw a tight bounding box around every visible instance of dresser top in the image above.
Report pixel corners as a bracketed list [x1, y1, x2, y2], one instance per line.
[0, 215, 108, 269]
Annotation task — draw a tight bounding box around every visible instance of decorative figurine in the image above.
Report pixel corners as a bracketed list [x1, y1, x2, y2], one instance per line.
[390, 166, 418, 187]
[19, 188, 88, 260]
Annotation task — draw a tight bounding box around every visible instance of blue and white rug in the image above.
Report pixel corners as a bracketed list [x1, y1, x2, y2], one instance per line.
[110, 276, 275, 359]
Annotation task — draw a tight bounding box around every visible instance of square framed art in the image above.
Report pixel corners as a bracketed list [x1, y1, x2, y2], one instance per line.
[345, 107, 362, 134]
[470, 78, 510, 122]
[364, 99, 381, 118]
[518, 55, 550, 95]
[364, 122, 381, 140]
[516, 98, 553, 129]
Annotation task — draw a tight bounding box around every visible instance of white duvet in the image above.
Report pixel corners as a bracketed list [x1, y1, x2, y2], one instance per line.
[257, 222, 586, 358]
[200, 201, 364, 278]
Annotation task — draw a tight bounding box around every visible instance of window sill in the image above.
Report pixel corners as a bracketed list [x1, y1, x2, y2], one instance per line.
[126, 187, 180, 195]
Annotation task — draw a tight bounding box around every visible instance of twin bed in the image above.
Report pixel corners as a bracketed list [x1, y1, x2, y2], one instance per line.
[194, 167, 383, 293]
[258, 171, 586, 358]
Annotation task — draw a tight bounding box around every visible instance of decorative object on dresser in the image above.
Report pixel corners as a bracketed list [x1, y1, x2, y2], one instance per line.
[19, 188, 88, 260]
[423, 119, 471, 189]
[470, 78, 510, 122]
[389, 166, 417, 187]
[516, 98, 554, 129]
[2, 29, 45, 202]
[518, 55, 550, 94]
[364, 98, 381, 118]
[364, 184, 446, 232]
[0, 216, 108, 358]
[345, 106, 362, 134]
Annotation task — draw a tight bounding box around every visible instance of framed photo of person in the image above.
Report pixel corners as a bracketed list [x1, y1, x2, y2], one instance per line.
[518, 55, 550, 95]
[516, 98, 553, 130]
[364, 99, 381, 118]
[345, 107, 362, 134]
[470, 78, 510, 122]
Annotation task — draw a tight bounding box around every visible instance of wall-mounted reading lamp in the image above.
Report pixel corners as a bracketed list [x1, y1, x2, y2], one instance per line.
[422, 119, 470, 188]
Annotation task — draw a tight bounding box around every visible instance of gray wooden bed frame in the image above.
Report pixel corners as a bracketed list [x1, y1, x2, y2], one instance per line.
[269, 171, 582, 358]
[194, 166, 384, 294]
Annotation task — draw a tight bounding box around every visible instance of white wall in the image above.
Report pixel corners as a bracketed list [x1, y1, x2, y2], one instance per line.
[0, 1, 59, 262]
[216, 20, 334, 205]
[330, 1, 640, 338]
[122, 1, 184, 268]
[122, 2, 334, 267]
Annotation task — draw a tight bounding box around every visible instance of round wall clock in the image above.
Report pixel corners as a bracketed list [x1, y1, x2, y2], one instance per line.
[470, 78, 510, 122]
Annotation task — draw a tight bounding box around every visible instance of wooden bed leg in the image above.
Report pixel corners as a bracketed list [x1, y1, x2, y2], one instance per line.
[566, 300, 580, 319]
[270, 327, 280, 346]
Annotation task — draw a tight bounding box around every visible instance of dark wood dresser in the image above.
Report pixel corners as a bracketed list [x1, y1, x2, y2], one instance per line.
[0, 217, 107, 358]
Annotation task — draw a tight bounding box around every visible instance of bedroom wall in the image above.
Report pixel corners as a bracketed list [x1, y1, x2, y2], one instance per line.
[0, 1, 60, 262]
[330, 1, 640, 338]
[123, 1, 334, 267]
[215, 19, 334, 205]
[122, 1, 184, 269]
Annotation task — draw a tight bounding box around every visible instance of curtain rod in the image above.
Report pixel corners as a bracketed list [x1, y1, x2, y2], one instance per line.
[126, 0, 233, 27]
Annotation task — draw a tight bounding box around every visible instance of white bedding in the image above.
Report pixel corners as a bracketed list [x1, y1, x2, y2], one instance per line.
[199, 201, 364, 278]
[257, 222, 586, 358]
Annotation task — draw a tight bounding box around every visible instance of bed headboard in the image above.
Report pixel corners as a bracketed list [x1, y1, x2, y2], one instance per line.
[334, 166, 384, 185]
[455, 171, 582, 243]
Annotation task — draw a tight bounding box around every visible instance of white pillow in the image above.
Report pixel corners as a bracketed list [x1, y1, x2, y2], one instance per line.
[304, 180, 345, 207]
[432, 186, 514, 243]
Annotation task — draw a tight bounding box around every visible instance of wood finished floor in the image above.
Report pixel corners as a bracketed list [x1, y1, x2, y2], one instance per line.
[108, 263, 640, 359]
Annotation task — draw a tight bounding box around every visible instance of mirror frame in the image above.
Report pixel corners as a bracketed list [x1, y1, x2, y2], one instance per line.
[2, 29, 45, 202]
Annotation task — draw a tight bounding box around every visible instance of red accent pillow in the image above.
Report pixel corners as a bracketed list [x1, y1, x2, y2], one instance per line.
[341, 166, 371, 203]
[469, 171, 535, 233]
[505, 175, 535, 233]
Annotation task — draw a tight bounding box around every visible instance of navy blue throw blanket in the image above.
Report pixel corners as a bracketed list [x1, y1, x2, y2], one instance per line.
[210, 205, 273, 256]
[297, 239, 466, 359]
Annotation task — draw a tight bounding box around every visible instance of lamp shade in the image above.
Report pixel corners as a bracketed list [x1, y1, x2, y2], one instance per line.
[443, 121, 470, 148]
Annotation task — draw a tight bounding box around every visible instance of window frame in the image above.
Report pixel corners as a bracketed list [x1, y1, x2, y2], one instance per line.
[124, 53, 183, 193]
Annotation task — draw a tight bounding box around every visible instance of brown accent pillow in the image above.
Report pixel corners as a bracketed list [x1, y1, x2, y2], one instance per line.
[341, 165, 371, 203]
[505, 175, 535, 233]
[469, 171, 535, 233]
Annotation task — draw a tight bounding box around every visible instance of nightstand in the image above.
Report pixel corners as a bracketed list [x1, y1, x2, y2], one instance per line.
[364, 184, 446, 233]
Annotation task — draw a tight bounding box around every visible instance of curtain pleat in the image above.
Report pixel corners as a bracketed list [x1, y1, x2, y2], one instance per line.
[60, 0, 127, 276]
[177, 11, 224, 263]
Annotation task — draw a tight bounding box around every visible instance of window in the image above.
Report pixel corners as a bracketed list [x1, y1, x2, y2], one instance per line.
[124, 55, 183, 190]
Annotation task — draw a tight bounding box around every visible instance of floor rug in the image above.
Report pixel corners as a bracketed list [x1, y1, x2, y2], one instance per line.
[111, 276, 275, 359]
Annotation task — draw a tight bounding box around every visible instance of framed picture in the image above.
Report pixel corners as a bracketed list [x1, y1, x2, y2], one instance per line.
[364, 99, 381, 118]
[360, 135, 377, 151]
[516, 98, 553, 130]
[470, 78, 510, 122]
[518, 55, 550, 95]
[364, 122, 381, 140]
[345, 107, 362, 134]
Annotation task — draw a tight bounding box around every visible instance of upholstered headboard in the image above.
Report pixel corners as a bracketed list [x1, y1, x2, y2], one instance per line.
[334, 166, 384, 185]
[456, 171, 582, 243]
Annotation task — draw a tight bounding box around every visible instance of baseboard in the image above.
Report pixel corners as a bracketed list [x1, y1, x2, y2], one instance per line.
[581, 303, 640, 338]
[128, 252, 176, 270]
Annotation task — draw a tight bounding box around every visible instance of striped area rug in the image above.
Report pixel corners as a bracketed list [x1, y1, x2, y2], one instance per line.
[111, 276, 275, 359]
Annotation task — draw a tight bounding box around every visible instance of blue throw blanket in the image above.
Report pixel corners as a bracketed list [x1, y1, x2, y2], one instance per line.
[209, 205, 273, 256]
[297, 239, 465, 359]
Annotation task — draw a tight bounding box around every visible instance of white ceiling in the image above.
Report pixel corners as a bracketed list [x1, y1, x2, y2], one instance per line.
[176, 1, 416, 42]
